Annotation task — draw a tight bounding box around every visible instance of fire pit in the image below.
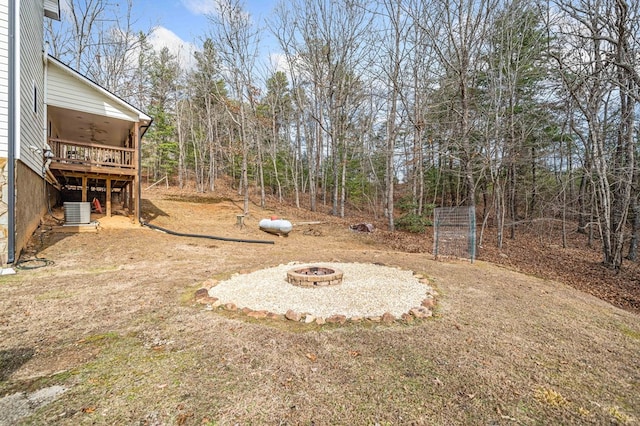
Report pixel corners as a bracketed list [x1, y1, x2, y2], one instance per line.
[287, 266, 344, 287]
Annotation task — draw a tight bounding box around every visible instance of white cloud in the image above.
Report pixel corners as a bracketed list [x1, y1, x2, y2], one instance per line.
[182, 0, 217, 15]
[59, 0, 72, 18]
[268, 52, 289, 74]
[149, 26, 197, 70]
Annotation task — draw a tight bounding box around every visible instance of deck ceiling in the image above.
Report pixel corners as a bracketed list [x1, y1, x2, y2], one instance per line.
[57, 174, 132, 190]
[48, 106, 133, 147]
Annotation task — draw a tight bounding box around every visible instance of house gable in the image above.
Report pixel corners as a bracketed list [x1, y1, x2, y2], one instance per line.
[46, 57, 151, 124]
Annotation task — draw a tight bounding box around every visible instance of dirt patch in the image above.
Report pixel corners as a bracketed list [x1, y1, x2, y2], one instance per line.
[0, 385, 66, 425]
[1, 187, 638, 425]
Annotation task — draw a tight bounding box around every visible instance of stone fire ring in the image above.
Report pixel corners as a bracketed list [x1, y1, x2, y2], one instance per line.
[287, 266, 344, 287]
[200, 262, 437, 325]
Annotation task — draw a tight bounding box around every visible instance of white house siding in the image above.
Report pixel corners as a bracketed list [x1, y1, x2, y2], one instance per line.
[18, 0, 45, 176]
[0, 0, 9, 159]
[47, 63, 140, 123]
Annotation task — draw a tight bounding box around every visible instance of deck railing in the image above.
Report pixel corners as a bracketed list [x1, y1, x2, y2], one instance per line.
[48, 138, 135, 170]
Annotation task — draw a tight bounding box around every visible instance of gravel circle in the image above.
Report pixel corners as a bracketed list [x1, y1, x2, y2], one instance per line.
[208, 262, 432, 318]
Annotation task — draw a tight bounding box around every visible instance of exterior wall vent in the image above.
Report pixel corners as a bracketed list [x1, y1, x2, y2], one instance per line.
[64, 202, 91, 225]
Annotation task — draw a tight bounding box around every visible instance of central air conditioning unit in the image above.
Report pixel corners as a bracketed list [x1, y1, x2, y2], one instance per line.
[63, 202, 91, 225]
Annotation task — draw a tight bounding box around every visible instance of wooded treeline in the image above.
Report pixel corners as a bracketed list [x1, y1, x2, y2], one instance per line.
[47, 0, 640, 269]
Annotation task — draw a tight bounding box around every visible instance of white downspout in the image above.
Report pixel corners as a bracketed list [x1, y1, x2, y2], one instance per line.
[43, 47, 51, 174]
[3, 0, 19, 272]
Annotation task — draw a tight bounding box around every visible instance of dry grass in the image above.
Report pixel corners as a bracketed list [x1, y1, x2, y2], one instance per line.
[0, 187, 638, 425]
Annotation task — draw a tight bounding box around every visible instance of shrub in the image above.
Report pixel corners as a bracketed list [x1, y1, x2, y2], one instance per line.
[395, 212, 432, 233]
[394, 197, 434, 233]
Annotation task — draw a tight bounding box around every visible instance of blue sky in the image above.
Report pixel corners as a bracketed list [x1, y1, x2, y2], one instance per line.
[131, 0, 280, 67]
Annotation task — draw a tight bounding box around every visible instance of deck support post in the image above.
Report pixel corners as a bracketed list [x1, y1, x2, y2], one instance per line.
[129, 181, 134, 214]
[81, 176, 87, 202]
[106, 178, 112, 217]
[122, 182, 128, 211]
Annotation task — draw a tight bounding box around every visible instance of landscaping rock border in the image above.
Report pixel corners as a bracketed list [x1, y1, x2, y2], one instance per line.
[195, 262, 438, 326]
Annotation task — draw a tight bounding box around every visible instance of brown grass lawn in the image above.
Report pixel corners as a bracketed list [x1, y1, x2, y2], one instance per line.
[1, 187, 639, 425]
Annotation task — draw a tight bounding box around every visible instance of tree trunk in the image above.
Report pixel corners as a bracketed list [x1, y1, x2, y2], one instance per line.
[257, 133, 266, 209]
[627, 196, 639, 261]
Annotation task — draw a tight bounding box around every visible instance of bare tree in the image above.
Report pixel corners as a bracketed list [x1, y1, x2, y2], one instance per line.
[261, 70, 292, 203]
[417, 0, 499, 208]
[479, 1, 550, 247]
[207, 0, 261, 215]
[186, 38, 227, 192]
[45, 0, 154, 105]
[46, 0, 109, 71]
[373, 0, 411, 231]
[271, 0, 371, 217]
[552, 0, 639, 269]
[269, 3, 308, 209]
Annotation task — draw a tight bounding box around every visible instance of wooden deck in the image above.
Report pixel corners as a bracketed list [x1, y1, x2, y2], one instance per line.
[47, 138, 138, 219]
[48, 138, 136, 177]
